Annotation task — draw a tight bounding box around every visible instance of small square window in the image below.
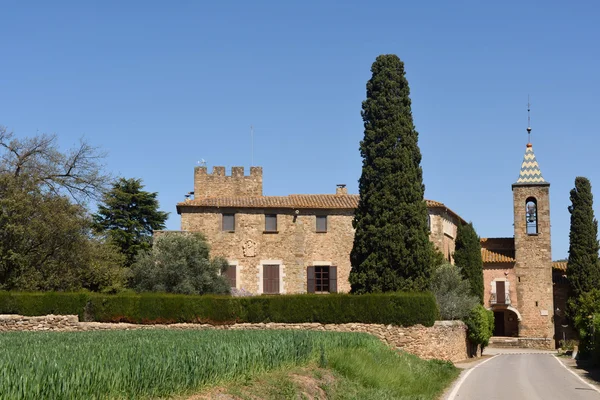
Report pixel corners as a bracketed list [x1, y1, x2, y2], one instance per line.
[265, 214, 277, 232]
[222, 213, 235, 231]
[316, 215, 327, 232]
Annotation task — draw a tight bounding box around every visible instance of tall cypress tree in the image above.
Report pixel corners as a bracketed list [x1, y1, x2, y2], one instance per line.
[349, 54, 433, 294]
[454, 222, 484, 303]
[566, 177, 600, 299]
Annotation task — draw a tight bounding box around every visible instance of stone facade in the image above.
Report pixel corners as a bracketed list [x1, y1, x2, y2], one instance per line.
[175, 166, 463, 295]
[180, 207, 355, 293]
[0, 314, 468, 362]
[512, 184, 554, 340]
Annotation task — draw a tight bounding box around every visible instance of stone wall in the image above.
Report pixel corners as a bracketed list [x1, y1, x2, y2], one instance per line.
[0, 315, 468, 362]
[193, 166, 263, 198]
[428, 208, 459, 263]
[512, 184, 554, 340]
[180, 208, 355, 294]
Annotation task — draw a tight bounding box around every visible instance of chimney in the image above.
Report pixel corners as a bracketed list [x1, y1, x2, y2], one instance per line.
[336, 184, 347, 195]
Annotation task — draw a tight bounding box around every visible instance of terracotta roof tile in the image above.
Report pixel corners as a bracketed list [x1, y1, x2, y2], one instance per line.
[553, 262, 567, 271]
[178, 195, 450, 211]
[480, 237, 516, 263]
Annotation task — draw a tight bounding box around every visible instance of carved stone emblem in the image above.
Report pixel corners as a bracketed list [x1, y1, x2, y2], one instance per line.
[243, 239, 258, 257]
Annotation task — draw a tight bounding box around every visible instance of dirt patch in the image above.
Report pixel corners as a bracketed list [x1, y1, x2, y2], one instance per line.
[185, 367, 337, 400]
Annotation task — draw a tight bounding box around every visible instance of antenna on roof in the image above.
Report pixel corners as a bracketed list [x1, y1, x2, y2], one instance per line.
[250, 125, 254, 167]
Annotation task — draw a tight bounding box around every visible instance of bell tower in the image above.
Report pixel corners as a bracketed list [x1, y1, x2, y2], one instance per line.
[512, 108, 554, 346]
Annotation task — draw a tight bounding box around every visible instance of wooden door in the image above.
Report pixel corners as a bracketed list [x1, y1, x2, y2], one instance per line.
[496, 281, 506, 304]
[494, 312, 505, 336]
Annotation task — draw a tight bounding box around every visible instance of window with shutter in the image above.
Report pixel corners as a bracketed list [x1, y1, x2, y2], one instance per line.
[222, 213, 235, 231]
[310, 266, 336, 293]
[316, 216, 327, 232]
[225, 265, 236, 288]
[265, 214, 277, 232]
[263, 265, 280, 294]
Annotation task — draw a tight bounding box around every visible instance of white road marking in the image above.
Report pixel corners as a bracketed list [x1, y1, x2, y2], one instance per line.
[552, 354, 600, 394]
[446, 355, 498, 400]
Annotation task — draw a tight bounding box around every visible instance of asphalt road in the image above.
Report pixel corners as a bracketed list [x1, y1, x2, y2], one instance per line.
[449, 353, 600, 400]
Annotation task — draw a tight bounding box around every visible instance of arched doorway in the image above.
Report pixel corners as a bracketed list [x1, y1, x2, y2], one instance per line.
[491, 307, 520, 337]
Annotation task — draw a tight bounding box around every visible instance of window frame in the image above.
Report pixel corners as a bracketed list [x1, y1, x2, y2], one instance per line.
[316, 215, 327, 233]
[264, 214, 278, 233]
[222, 213, 235, 232]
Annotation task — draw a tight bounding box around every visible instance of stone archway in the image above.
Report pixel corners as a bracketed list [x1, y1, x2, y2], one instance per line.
[488, 306, 521, 337]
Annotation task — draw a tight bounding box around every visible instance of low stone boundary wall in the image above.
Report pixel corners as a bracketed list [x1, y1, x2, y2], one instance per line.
[0, 314, 468, 362]
[517, 338, 554, 349]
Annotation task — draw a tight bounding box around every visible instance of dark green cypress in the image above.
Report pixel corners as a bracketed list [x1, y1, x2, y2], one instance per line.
[454, 222, 484, 303]
[349, 54, 434, 294]
[566, 177, 600, 299]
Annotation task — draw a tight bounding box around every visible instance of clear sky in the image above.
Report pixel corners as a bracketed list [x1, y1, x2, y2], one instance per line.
[1, 1, 599, 260]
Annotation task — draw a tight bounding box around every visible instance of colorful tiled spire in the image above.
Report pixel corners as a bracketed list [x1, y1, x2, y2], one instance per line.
[516, 143, 546, 184]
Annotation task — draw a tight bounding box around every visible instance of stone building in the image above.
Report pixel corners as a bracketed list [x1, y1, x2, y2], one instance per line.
[480, 140, 560, 348]
[171, 135, 564, 348]
[174, 165, 462, 294]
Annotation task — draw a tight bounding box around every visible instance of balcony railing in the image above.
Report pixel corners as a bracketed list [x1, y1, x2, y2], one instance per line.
[489, 291, 511, 306]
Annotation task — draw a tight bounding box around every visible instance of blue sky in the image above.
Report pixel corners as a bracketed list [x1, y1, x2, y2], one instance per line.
[1, 1, 599, 260]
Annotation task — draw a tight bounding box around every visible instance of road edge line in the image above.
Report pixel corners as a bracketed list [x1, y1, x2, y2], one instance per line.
[446, 355, 498, 400]
[552, 354, 600, 394]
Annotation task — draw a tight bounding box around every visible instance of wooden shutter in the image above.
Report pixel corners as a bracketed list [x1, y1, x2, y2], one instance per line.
[329, 266, 337, 293]
[307, 266, 315, 293]
[225, 265, 236, 288]
[496, 281, 505, 304]
[263, 265, 280, 294]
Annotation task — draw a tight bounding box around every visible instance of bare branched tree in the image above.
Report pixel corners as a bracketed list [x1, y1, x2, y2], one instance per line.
[0, 126, 112, 202]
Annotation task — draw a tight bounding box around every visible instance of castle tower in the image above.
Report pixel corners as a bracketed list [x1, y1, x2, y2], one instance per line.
[512, 125, 554, 344]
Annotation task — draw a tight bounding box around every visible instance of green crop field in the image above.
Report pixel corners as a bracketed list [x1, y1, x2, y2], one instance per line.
[0, 329, 380, 399]
[0, 329, 459, 399]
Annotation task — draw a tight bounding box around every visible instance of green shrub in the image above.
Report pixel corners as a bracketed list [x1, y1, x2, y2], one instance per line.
[0, 291, 439, 327]
[464, 304, 494, 355]
[429, 263, 479, 320]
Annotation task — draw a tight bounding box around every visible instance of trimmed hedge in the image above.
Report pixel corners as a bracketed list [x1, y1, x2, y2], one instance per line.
[0, 291, 439, 327]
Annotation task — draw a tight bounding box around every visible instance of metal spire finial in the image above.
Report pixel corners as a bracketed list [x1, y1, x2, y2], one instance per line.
[527, 95, 532, 144]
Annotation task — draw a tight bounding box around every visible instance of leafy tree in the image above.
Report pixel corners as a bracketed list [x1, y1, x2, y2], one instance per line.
[430, 263, 479, 320]
[80, 239, 130, 293]
[0, 175, 127, 291]
[350, 54, 434, 293]
[464, 304, 494, 356]
[454, 222, 484, 303]
[93, 178, 169, 267]
[0, 125, 111, 202]
[566, 177, 600, 300]
[131, 232, 230, 295]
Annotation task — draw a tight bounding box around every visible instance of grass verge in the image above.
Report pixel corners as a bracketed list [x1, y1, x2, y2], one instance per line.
[194, 345, 459, 400]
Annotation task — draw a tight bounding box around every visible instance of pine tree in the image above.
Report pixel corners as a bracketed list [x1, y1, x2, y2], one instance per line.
[454, 222, 484, 303]
[93, 178, 169, 267]
[566, 177, 600, 299]
[349, 54, 434, 293]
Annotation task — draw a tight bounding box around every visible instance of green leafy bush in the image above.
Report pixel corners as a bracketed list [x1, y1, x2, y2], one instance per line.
[0, 291, 439, 327]
[429, 263, 479, 320]
[464, 304, 494, 355]
[131, 232, 230, 295]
